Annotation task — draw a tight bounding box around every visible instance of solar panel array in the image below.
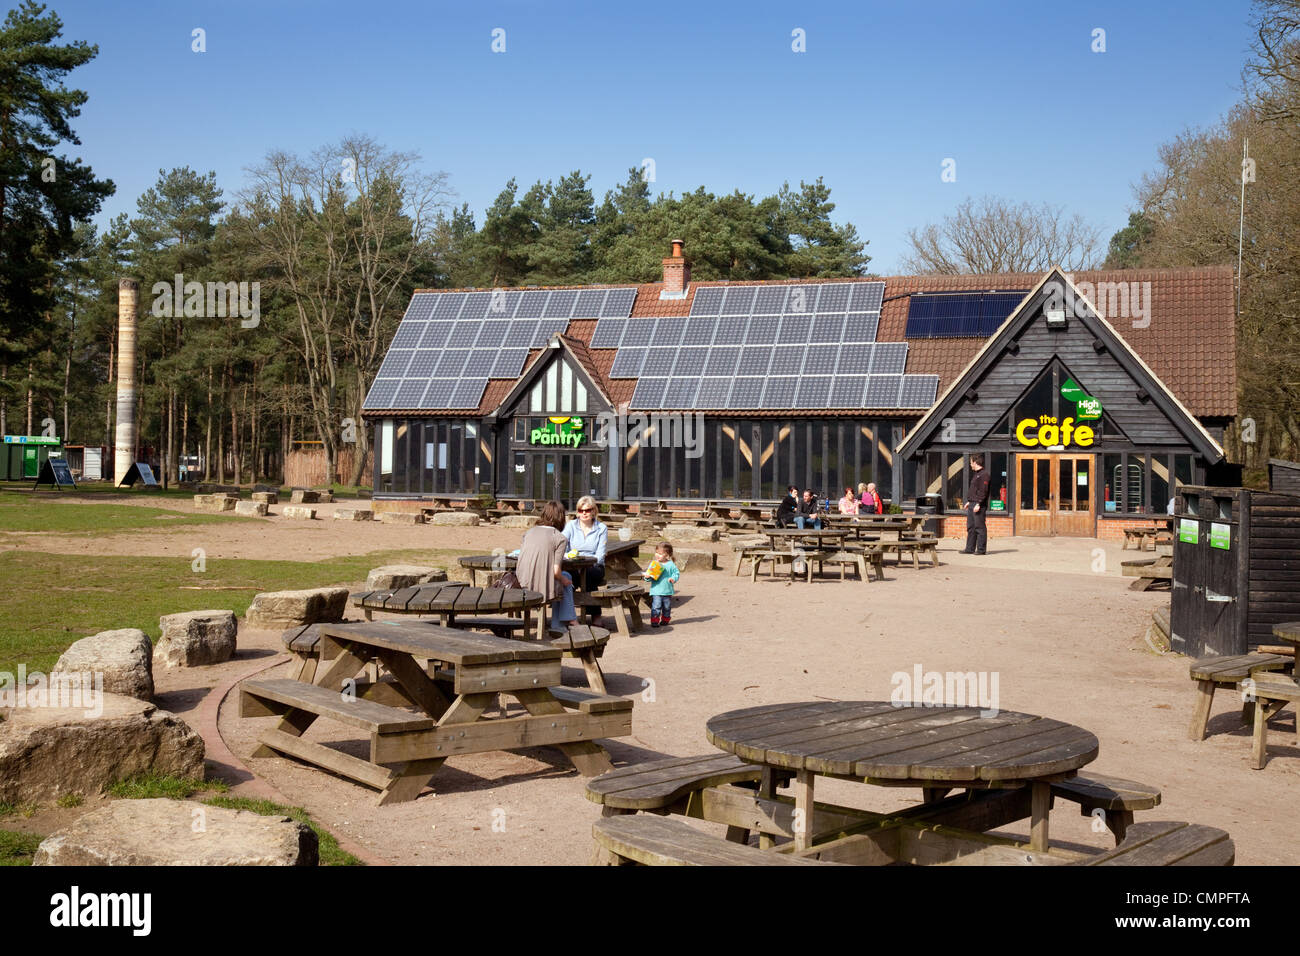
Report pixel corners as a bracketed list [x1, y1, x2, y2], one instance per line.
[606, 282, 939, 410]
[364, 288, 635, 410]
[905, 290, 1028, 338]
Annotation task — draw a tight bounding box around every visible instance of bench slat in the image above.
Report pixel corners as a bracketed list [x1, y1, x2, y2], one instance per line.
[242, 678, 436, 732]
[1050, 773, 1161, 812]
[593, 814, 827, 866]
[1084, 821, 1234, 866]
[586, 753, 762, 809]
[549, 686, 635, 714]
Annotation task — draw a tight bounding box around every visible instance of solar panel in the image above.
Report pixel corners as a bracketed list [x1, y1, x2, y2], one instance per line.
[641, 348, 676, 375]
[491, 349, 528, 378]
[620, 320, 653, 347]
[475, 321, 509, 348]
[390, 323, 424, 348]
[651, 316, 687, 347]
[795, 376, 833, 408]
[843, 313, 879, 342]
[544, 289, 577, 318]
[406, 349, 439, 377]
[432, 293, 466, 320]
[463, 351, 495, 375]
[829, 376, 868, 408]
[777, 315, 811, 344]
[435, 350, 469, 376]
[871, 342, 908, 375]
[714, 316, 747, 345]
[696, 378, 732, 408]
[364, 379, 399, 408]
[746, 315, 779, 344]
[663, 377, 700, 408]
[815, 284, 851, 313]
[589, 319, 625, 348]
[690, 287, 724, 316]
[485, 291, 516, 320]
[837, 343, 874, 374]
[450, 378, 486, 408]
[630, 377, 667, 409]
[865, 374, 903, 407]
[504, 320, 538, 347]
[394, 379, 428, 407]
[761, 377, 798, 408]
[378, 349, 413, 377]
[459, 292, 492, 322]
[849, 282, 885, 312]
[768, 347, 805, 375]
[448, 322, 480, 347]
[422, 379, 456, 408]
[803, 346, 838, 375]
[515, 290, 548, 318]
[721, 287, 756, 315]
[810, 315, 842, 343]
[418, 323, 451, 349]
[753, 286, 788, 314]
[573, 289, 608, 317]
[729, 378, 764, 408]
[904, 290, 1027, 338]
[737, 346, 773, 375]
[898, 374, 939, 408]
[681, 317, 716, 346]
[533, 320, 568, 346]
[602, 288, 636, 317]
[784, 285, 817, 315]
[404, 294, 436, 321]
[704, 347, 740, 376]
[610, 348, 646, 378]
[672, 347, 708, 376]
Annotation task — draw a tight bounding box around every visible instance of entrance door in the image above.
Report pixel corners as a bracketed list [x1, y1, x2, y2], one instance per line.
[1016, 455, 1095, 536]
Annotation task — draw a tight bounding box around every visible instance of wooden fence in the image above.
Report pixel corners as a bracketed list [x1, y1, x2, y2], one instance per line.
[284, 447, 372, 488]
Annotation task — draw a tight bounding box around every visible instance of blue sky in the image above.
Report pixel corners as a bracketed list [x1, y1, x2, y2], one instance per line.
[49, 0, 1253, 273]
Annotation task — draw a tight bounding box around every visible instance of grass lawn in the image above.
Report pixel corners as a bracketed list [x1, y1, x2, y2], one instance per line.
[0, 546, 472, 673]
[0, 486, 260, 533]
[0, 829, 42, 866]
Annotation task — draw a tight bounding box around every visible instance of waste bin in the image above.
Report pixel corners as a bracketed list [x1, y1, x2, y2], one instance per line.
[914, 494, 945, 537]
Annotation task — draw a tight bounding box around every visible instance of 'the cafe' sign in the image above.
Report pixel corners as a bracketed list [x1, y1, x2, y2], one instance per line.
[1015, 378, 1102, 448]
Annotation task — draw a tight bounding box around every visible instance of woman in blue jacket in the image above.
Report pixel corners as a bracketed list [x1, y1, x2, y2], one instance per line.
[564, 495, 608, 619]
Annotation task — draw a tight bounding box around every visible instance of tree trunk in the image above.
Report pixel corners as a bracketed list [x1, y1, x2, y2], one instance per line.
[205, 367, 213, 481]
[26, 362, 33, 434]
[229, 366, 240, 485]
[165, 386, 175, 489]
[1, 364, 7, 436]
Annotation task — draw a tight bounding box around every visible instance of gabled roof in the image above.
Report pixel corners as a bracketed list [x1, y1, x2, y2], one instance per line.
[485, 333, 614, 422]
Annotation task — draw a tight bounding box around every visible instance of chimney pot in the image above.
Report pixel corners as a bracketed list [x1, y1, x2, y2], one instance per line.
[660, 240, 690, 300]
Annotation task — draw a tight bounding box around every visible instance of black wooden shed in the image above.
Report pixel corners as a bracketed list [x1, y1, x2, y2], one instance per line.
[1268, 458, 1300, 495]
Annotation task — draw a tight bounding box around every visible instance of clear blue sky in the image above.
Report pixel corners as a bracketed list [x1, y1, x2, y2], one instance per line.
[50, 0, 1253, 274]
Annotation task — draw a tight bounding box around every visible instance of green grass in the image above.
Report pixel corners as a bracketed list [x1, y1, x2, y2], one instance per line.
[0, 829, 42, 866]
[54, 792, 83, 808]
[204, 797, 362, 866]
[0, 546, 471, 673]
[0, 486, 263, 534]
[0, 802, 38, 818]
[107, 772, 229, 800]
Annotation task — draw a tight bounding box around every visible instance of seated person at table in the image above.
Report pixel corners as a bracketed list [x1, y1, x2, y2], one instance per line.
[839, 486, 859, 515]
[861, 482, 884, 515]
[565, 494, 608, 620]
[795, 489, 823, 529]
[516, 500, 577, 631]
[775, 485, 799, 527]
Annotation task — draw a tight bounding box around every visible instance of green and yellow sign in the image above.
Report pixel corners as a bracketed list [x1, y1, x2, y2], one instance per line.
[1014, 377, 1103, 448]
[530, 416, 584, 448]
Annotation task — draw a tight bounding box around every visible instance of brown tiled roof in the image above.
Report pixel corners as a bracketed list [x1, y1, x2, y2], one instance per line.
[371, 266, 1235, 419]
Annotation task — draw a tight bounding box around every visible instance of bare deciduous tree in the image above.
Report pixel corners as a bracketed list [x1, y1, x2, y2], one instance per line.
[900, 195, 1102, 275]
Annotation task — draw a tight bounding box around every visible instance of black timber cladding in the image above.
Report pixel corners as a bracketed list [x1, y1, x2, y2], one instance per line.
[1268, 459, 1300, 495]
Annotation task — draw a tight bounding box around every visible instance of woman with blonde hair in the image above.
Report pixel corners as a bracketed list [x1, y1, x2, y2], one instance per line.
[565, 494, 608, 620]
[516, 500, 577, 631]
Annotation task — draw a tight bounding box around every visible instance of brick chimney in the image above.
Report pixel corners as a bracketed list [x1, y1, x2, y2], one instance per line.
[659, 239, 690, 300]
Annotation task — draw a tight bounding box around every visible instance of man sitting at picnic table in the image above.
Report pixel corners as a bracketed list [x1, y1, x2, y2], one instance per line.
[775, 485, 799, 527]
[565, 495, 608, 622]
[795, 489, 824, 529]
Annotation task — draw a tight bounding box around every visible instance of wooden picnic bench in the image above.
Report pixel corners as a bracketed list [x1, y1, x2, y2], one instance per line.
[1245, 622, 1300, 769]
[582, 584, 646, 636]
[541, 624, 612, 693]
[1187, 652, 1293, 740]
[1122, 555, 1173, 590]
[1122, 525, 1163, 551]
[871, 536, 940, 568]
[351, 582, 549, 638]
[242, 620, 630, 804]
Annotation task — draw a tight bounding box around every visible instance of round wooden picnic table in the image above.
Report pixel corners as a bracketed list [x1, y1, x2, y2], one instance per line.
[350, 581, 547, 631]
[1271, 622, 1300, 646]
[705, 700, 1099, 852]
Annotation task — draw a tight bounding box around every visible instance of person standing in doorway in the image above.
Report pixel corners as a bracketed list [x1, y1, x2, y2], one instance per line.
[962, 455, 990, 555]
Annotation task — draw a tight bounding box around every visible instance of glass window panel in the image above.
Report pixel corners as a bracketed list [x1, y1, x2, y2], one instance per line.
[546, 363, 558, 410]
[1075, 456, 1091, 512]
[1058, 458, 1074, 511]
[1123, 454, 1145, 513]
[1151, 455, 1170, 514]
[926, 452, 943, 498]
[1037, 457, 1051, 510]
[576, 381, 587, 412]
[561, 363, 572, 411]
[1017, 369, 1056, 423]
[988, 452, 1008, 511]
[1103, 453, 1122, 513]
[1020, 457, 1035, 510]
[945, 454, 965, 511]
[876, 427, 894, 503]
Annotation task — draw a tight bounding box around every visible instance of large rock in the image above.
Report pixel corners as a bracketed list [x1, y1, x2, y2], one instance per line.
[155, 610, 237, 668]
[333, 508, 373, 521]
[500, 514, 539, 529]
[244, 587, 349, 630]
[430, 511, 480, 527]
[290, 489, 320, 504]
[670, 548, 718, 571]
[378, 511, 424, 525]
[315, 490, 335, 503]
[234, 500, 269, 517]
[282, 506, 316, 520]
[196, 483, 240, 495]
[623, 517, 658, 538]
[33, 799, 317, 866]
[252, 483, 278, 494]
[0, 694, 204, 804]
[51, 629, 153, 701]
[364, 565, 448, 590]
[194, 494, 236, 513]
[251, 491, 278, 505]
[662, 524, 719, 543]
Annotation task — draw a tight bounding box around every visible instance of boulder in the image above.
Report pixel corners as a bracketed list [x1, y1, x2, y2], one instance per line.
[251, 491, 278, 505]
[234, 500, 269, 517]
[290, 489, 320, 504]
[364, 565, 448, 590]
[662, 524, 719, 543]
[282, 506, 316, 520]
[378, 511, 425, 525]
[0, 694, 204, 804]
[252, 483, 278, 494]
[500, 514, 539, 529]
[244, 587, 349, 630]
[196, 483, 240, 496]
[33, 799, 317, 866]
[670, 548, 719, 571]
[314, 490, 335, 503]
[155, 610, 237, 667]
[444, 564, 475, 585]
[51, 629, 153, 701]
[332, 508, 373, 521]
[194, 494, 236, 513]
[430, 511, 480, 527]
[623, 517, 658, 538]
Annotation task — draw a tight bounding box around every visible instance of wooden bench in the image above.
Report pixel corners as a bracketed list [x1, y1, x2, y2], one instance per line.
[750, 549, 824, 583]
[821, 549, 884, 582]
[1122, 526, 1161, 551]
[1245, 673, 1300, 769]
[1188, 652, 1294, 740]
[1079, 821, 1235, 866]
[585, 752, 766, 815]
[1049, 773, 1161, 843]
[280, 624, 323, 682]
[542, 624, 612, 693]
[549, 686, 635, 715]
[592, 813, 831, 865]
[874, 537, 940, 568]
[455, 616, 531, 639]
[584, 584, 646, 637]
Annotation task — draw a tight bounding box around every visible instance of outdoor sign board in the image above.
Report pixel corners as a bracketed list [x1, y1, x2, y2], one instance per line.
[1179, 518, 1199, 544]
[529, 416, 584, 448]
[1210, 522, 1231, 550]
[35, 457, 76, 489]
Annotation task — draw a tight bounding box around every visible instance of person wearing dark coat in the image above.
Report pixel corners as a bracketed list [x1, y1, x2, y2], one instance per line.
[775, 485, 799, 527]
[796, 489, 823, 529]
[962, 455, 991, 555]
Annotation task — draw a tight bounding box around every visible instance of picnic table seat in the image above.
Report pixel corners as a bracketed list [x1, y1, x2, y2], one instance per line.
[1079, 821, 1234, 866]
[583, 584, 646, 637]
[873, 537, 940, 568]
[1049, 773, 1161, 843]
[1188, 652, 1294, 740]
[585, 752, 767, 814]
[456, 616, 531, 638]
[731, 540, 770, 576]
[542, 624, 612, 693]
[1122, 526, 1161, 551]
[592, 813, 832, 866]
[280, 624, 323, 682]
[1245, 673, 1300, 769]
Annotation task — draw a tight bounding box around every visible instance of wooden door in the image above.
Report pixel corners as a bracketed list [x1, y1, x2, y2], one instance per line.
[1017, 455, 1053, 536]
[1015, 455, 1096, 536]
